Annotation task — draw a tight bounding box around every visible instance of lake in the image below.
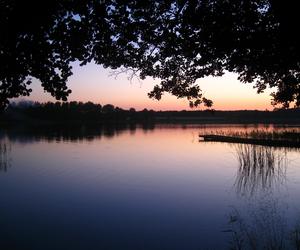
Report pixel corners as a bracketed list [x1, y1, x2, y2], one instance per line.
[1, 123, 300, 249]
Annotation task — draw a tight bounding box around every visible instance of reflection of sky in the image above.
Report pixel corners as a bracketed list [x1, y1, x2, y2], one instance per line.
[1, 125, 300, 249]
[1, 126, 237, 249]
[22, 61, 275, 111]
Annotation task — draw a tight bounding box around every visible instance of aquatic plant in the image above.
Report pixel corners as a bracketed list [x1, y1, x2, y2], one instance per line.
[234, 144, 287, 196]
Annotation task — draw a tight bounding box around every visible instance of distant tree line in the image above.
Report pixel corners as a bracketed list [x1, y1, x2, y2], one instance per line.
[1, 100, 300, 124]
[1, 101, 155, 122]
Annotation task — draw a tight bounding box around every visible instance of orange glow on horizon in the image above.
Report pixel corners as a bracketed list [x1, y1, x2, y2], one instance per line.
[21, 62, 275, 111]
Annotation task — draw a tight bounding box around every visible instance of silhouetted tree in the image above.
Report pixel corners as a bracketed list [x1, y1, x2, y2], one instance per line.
[129, 108, 136, 113]
[102, 104, 115, 113]
[0, 0, 299, 108]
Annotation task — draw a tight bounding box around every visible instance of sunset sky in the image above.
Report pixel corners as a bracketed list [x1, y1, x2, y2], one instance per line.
[25, 61, 275, 111]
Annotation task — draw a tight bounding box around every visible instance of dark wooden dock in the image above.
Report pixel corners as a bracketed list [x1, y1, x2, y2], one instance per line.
[199, 134, 300, 148]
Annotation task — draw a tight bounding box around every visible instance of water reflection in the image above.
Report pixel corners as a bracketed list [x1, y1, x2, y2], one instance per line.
[0, 139, 11, 172]
[225, 144, 299, 249]
[0, 123, 156, 143]
[0, 124, 299, 249]
[226, 191, 288, 250]
[234, 144, 287, 196]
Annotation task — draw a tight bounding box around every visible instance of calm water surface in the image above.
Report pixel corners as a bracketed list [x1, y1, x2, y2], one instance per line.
[1, 124, 300, 249]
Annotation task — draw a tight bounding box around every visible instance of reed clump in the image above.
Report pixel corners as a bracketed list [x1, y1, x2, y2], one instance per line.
[234, 144, 287, 196]
[208, 129, 300, 142]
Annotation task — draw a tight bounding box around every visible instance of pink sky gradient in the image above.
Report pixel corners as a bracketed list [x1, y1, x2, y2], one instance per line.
[23, 62, 275, 111]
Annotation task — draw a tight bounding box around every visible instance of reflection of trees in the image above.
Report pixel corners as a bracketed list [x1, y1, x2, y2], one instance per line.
[234, 144, 287, 196]
[0, 139, 11, 172]
[1, 123, 155, 144]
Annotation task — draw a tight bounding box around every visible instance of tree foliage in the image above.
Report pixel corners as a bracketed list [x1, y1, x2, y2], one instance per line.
[0, 0, 299, 109]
